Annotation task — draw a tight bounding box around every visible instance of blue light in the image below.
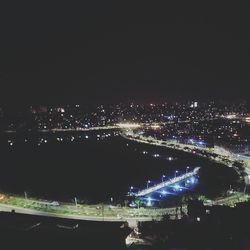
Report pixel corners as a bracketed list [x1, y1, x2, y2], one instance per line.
[146, 197, 152, 206]
[173, 184, 180, 191]
[190, 177, 196, 184]
[161, 190, 167, 195]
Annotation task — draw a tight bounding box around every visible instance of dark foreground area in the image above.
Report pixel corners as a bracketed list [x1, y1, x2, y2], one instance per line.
[0, 211, 131, 250]
[1, 200, 250, 249]
[129, 200, 250, 250]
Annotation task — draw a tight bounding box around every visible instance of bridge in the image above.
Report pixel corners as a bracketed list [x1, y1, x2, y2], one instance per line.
[131, 167, 200, 197]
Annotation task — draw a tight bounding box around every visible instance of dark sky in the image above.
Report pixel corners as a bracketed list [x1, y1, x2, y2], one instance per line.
[0, 2, 249, 104]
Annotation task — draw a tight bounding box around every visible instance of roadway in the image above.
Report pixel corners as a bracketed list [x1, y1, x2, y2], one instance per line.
[0, 203, 154, 228]
[121, 132, 250, 187]
[134, 167, 200, 197]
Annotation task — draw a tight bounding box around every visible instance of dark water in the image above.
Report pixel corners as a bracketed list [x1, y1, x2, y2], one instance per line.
[0, 131, 239, 203]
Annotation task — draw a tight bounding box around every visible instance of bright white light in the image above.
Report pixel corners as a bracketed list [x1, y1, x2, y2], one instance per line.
[153, 154, 160, 157]
[150, 124, 160, 129]
[173, 184, 180, 190]
[190, 177, 195, 184]
[129, 203, 137, 208]
[85, 135, 89, 139]
[116, 123, 141, 129]
[146, 197, 152, 206]
[225, 114, 236, 119]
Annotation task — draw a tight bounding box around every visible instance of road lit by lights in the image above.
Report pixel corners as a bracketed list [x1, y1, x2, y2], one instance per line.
[116, 123, 141, 129]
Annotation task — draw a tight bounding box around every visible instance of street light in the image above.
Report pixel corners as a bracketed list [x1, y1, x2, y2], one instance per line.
[161, 175, 166, 182]
[174, 170, 178, 178]
[147, 180, 151, 189]
[186, 166, 190, 174]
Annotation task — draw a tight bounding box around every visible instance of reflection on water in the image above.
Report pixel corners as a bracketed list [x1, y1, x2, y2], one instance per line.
[0, 132, 239, 203]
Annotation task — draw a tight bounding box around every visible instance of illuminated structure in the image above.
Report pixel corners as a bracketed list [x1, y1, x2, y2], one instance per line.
[128, 167, 200, 198]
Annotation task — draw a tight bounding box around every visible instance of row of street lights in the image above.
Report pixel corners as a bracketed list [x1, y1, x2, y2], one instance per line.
[147, 166, 190, 188]
[129, 166, 192, 194]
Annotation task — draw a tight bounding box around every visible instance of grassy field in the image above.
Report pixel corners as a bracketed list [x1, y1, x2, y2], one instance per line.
[1, 192, 249, 220]
[1, 194, 172, 218]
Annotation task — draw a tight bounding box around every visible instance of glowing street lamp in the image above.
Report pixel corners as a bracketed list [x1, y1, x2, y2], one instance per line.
[161, 175, 166, 182]
[174, 170, 178, 178]
[147, 180, 151, 189]
[186, 166, 190, 174]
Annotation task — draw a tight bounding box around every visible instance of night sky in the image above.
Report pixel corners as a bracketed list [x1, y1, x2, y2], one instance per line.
[0, 2, 248, 104]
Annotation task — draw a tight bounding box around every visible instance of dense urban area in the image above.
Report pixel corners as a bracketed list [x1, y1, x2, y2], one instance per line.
[1, 101, 249, 151]
[0, 101, 250, 249]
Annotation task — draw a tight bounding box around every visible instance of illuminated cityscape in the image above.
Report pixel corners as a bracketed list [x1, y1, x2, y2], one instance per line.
[0, 101, 249, 249]
[0, 2, 249, 249]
